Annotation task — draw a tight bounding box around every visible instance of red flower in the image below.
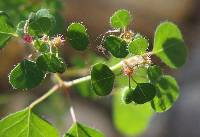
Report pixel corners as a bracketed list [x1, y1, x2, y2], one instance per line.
[23, 34, 33, 43]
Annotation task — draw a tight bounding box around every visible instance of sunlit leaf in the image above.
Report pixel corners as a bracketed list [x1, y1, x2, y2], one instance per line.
[147, 65, 163, 84]
[9, 60, 45, 89]
[153, 21, 187, 69]
[0, 108, 60, 137]
[65, 122, 105, 137]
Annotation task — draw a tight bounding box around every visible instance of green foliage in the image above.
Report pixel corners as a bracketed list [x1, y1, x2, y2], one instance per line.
[16, 20, 26, 36]
[153, 21, 188, 69]
[132, 83, 156, 104]
[128, 36, 149, 55]
[91, 63, 115, 96]
[151, 75, 180, 112]
[103, 35, 128, 58]
[147, 65, 163, 84]
[34, 39, 50, 53]
[0, 11, 16, 49]
[28, 9, 56, 35]
[113, 92, 154, 136]
[66, 23, 89, 50]
[110, 9, 132, 29]
[9, 60, 45, 89]
[0, 108, 59, 137]
[65, 122, 105, 137]
[36, 53, 66, 73]
[122, 87, 135, 104]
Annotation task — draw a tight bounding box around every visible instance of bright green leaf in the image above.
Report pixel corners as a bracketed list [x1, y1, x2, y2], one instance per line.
[66, 23, 89, 50]
[0, 108, 60, 137]
[65, 122, 105, 137]
[104, 35, 128, 58]
[91, 63, 115, 96]
[110, 9, 132, 29]
[0, 11, 16, 49]
[9, 59, 45, 89]
[147, 65, 163, 84]
[151, 75, 180, 112]
[132, 83, 156, 104]
[153, 21, 188, 69]
[128, 36, 149, 55]
[113, 91, 154, 136]
[34, 39, 50, 53]
[29, 9, 56, 35]
[36, 53, 66, 73]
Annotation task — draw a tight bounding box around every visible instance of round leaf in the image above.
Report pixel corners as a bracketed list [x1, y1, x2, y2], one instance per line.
[128, 36, 149, 55]
[0, 109, 60, 137]
[153, 21, 188, 69]
[147, 65, 163, 84]
[0, 11, 16, 49]
[122, 87, 134, 104]
[103, 35, 128, 58]
[151, 75, 179, 112]
[66, 23, 89, 50]
[110, 9, 132, 29]
[91, 63, 115, 96]
[36, 53, 66, 73]
[29, 9, 56, 35]
[132, 83, 156, 104]
[113, 91, 154, 136]
[9, 60, 45, 89]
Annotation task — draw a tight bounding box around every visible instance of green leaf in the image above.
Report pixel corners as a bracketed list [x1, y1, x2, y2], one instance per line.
[103, 35, 128, 58]
[151, 75, 179, 112]
[153, 21, 188, 69]
[0, 108, 59, 137]
[9, 59, 45, 89]
[128, 36, 149, 55]
[65, 122, 105, 137]
[147, 65, 163, 84]
[110, 9, 132, 29]
[132, 83, 156, 104]
[0, 11, 16, 49]
[91, 63, 115, 96]
[66, 23, 89, 50]
[29, 9, 56, 35]
[122, 87, 135, 104]
[33, 39, 50, 53]
[113, 91, 154, 136]
[16, 20, 26, 37]
[36, 53, 66, 73]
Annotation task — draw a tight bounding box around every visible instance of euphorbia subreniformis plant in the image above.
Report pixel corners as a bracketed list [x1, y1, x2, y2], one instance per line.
[0, 8, 187, 137]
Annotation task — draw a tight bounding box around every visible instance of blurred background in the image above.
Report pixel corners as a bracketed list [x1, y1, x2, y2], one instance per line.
[0, 0, 200, 137]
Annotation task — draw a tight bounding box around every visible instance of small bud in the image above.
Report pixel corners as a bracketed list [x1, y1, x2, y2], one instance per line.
[23, 34, 33, 44]
[41, 34, 49, 43]
[51, 34, 65, 47]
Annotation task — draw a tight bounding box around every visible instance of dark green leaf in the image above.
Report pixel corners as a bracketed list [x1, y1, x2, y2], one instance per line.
[0, 108, 59, 137]
[153, 21, 188, 69]
[151, 75, 179, 112]
[66, 23, 89, 50]
[34, 39, 50, 53]
[29, 9, 56, 35]
[0, 11, 16, 49]
[132, 83, 156, 104]
[9, 59, 45, 89]
[147, 65, 163, 84]
[122, 87, 135, 104]
[128, 36, 149, 55]
[103, 35, 128, 58]
[36, 53, 66, 73]
[91, 63, 115, 96]
[113, 91, 154, 136]
[110, 9, 132, 29]
[65, 122, 105, 137]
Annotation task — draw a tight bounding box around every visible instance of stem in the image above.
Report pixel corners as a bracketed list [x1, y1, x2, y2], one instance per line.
[28, 52, 152, 109]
